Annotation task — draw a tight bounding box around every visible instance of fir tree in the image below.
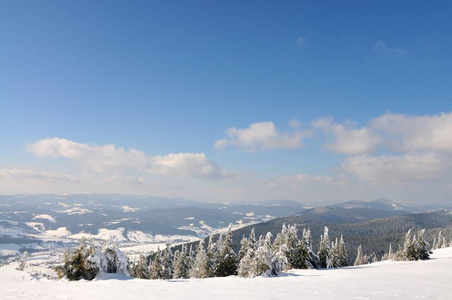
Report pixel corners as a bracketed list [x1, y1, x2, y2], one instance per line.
[388, 243, 394, 260]
[254, 232, 273, 276]
[238, 229, 258, 262]
[149, 251, 163, 279]
[337, 235, 348, 267]
[215, 224, 238, 277]
[56, 239, 99, 280]
[160, 243, 173, 279]
[271, 244, 288, 275]
[382, 244, 394, 261]
[187, 244, 195, 271]
[402, 229, 417, 261]
[415, 229, 430, 260]
[271, 224, 295, 271]
[189, 240, 210, 278]
[238, 234, 249, 262]
[331, 238, 340, 268]
[302, 228, 320, 269]
[354, 245, 366, 266]
[436, 231, 443, 249]
[173, 246, 190, 279]
[237, 248, 255, 277]
[17, 251, 28, 271]
[284, 224, 299, 269]
[433, 231, 447, 250]
[272, 224, 287, 254]
[98, 241, 129, 276]
[131, 254, 149, 279]
[432, 238, 437, 250]
[292, 228, 318, 269]
[395, 229, 430, 261]
[206, 234, 218, 277]
[318, 226, 332, 268]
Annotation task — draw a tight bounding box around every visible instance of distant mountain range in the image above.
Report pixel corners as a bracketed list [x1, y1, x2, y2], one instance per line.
[0, 194, 305, 259]
[2, 194, 451, 264]
[293, 198, 417, 223]
[229, 199, 452, 263]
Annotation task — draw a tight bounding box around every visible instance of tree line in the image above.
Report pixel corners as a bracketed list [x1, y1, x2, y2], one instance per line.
[55, 224, 439, 281]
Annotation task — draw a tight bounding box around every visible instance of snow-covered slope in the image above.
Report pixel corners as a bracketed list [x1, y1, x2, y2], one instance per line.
[1, 248, 451, 299]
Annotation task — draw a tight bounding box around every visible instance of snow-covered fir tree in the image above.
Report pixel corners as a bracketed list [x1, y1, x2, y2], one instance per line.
[354, 245, 366, 266]
[318, 226, 332, 268]
[270, 225, 290, 275]
[272, 224, 287, 257]
[284, 224, 299, 269]
[415, 229, 430, 260]
[337, 235, 348, 267]
[56, 238, 99, 280]
[388, 243, 394, 260]
[95, 241, 129, 276]
[56, 238, 131, 280]
[301, 228, 320, 269]
[238, 234, 248, 262]
[149, 250, 163, 279]
[215, 223, 238, 277]
[17, 251, 28, 271]
[271, 243, 288, 275]
[331, 238, 340, 268]
[396, 229, 430, 261]
[129, 254, 149, 279]
[381, 244, 394, 261]
[401, 229, 415, 260]
[173, 245, 190, 279]
[205, 234, 218, 277]
[255, 232, 273, 276]
[331, 235, 348, 268]
[328, 235, 349, 267]
[189, 240, 210, 278]
[238, 228, 257, 262]
[433, 231, 442, 249]
[187, 244, 195, 271]
[292, 228, 314, 269]
[160, 242, 173, 279]
[237, 248, 256, 277]
[432, 231, 448, 250]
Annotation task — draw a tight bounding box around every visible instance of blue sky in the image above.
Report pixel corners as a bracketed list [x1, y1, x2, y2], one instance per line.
[1, 1, 451, 205]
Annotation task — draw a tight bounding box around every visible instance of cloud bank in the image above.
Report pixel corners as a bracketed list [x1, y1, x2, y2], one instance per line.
[28, 138, 231, 180]
[215, 121, 312, 152]
[313, 112, 452, 187]
[2, 111, 452, 205]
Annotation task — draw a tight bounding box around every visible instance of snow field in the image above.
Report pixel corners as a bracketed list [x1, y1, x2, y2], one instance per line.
[0, 248, 451, 299]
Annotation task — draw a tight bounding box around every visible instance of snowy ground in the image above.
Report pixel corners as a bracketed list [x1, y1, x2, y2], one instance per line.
[1, 248, 451, 299]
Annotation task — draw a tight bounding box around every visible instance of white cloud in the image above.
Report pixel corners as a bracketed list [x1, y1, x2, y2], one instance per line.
[215, 121, 312, 152]
[151, 153, 232, 180]
[28, 138, 231, 180]
[371, 112, 452, 153]
[313, 112, 452, 155]
[373, 40, 408, 55]
[312, 117, 381, 155]
[277, 173, 349, 187]
[341, 153, 449, 186]
[311, 112, 452, 190]
[0, 168, 79, 183]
